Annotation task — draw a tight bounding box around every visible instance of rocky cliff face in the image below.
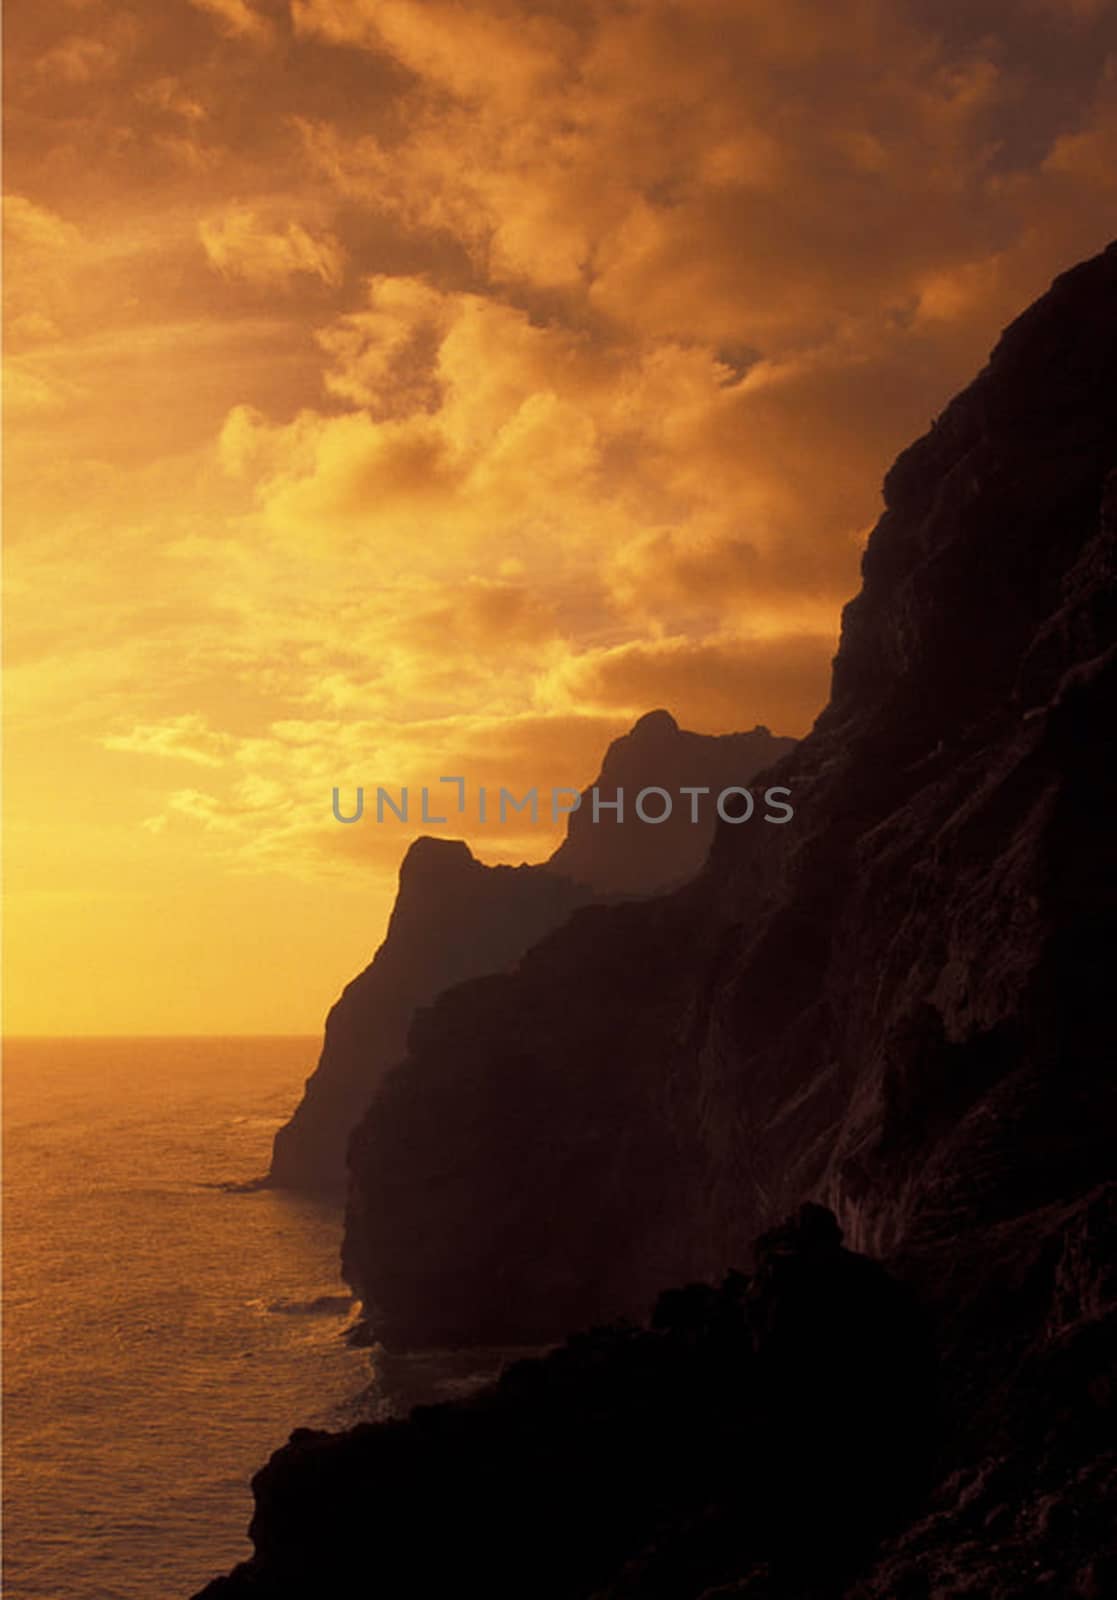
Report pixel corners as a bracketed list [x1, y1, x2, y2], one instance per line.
[268, 839, 590, 1191]
[342, 241, 1117, 1352]
[270, 716, 793, 1190]
[195, 242, 1117, 1600]
[195, 1206, 940, 1600]
[195, 1194, 1115, 1599]
[549, 711, 793, 896]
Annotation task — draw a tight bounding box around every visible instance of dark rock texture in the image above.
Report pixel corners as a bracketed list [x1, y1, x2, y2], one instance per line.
[268, 838, 589, 1191]
[193, 1207, 938, 1600]
[549, 711, 794, 896]
[192, 1188, 1115, 1599]
[270, 717, 792, 1191]
[343, 240, 1117, 1349]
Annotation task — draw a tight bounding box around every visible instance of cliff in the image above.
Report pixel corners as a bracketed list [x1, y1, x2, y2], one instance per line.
[270, 716, 794, 1190]
[342, 239, 1117, 1348]
[195, 1206, 940, 1600]
[268, 839, 590, 1190]
[549, 711, 793, 895]
[196, 242, 1117, 1599]
[194, 1196, 1115, 1598]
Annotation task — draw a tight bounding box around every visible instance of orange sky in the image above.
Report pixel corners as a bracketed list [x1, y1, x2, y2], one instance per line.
[4, 0, 1117, 1035]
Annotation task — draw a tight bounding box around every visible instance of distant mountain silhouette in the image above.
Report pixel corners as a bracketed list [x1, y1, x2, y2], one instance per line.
[549, 710, 792, 895]
[269, 717, 794, 1190]
[198, 241, 1117, 1600]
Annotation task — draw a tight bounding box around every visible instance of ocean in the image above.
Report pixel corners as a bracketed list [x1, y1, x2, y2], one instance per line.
[1, 1037, 499, 1600]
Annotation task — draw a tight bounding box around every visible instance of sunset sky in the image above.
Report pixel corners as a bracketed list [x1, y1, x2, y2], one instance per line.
[4, 0, 1117, 1034]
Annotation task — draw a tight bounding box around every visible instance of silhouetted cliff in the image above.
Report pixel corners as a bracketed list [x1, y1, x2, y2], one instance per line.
[343, 240, 1117, 1350]
[270, 716, 793, 1190]
[194, 1207, 938, 1600]
[193, 1186, 1115, 1598]
[197, 242, 1117, 1600]
[269, 839, 590, 1190]
[549, 711, 793, 895]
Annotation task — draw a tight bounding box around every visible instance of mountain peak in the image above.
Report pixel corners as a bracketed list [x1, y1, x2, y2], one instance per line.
[398, 835, 475, 881]
[629, 708, 679, 739]
[548, 717, 796, 896]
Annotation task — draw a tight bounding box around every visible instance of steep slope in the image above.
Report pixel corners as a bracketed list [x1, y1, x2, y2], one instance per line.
[549, 711, 793, 895]
[270, 716, 793, 1190]
[342, 240, 1117, 1348]
[195, 1206, 939, 1600]
[194, 240, 1117, 1600]
[268, 839, 590, 1191]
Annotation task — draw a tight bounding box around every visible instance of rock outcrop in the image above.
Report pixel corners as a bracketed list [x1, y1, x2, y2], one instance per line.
[193, 1184, 1116, 1599]
[194, 1206, 939, 1600]
[270, 717, 793, 1190]
[549, 711, 792, 896]
[268, 839, 590, 1191]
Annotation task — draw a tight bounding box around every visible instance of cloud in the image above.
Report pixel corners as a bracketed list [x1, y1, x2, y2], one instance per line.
[2, 196, 86, 348]
[292, 0, 1116, 363]
[137, 76, 207, 123]
[542, 634, 836, 737]
[210, 273, 893, 675]
[262, 0, 1117, 710]
[2, 359, 82, 416]
[315, 275, 452, 412]
[293, 0, 1010, 328]
[8, 0, 1117, 1029]
[130, 704, 641, 875]
[188, 0, 272, 43]
[36, 34, 118, 83]
[103, 714, 233, 766]
[3, 194, 83, 258]
[200, 206, 345, 289]
[290, 0, 581, 104]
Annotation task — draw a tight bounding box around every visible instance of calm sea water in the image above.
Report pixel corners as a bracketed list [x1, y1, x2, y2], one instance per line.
[2, 1037, 468, 1600]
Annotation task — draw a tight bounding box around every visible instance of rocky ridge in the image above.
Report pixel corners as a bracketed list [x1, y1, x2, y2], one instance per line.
[270, 716, 793, 1190]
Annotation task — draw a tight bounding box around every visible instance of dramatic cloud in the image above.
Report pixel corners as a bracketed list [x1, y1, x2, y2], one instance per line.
[188, 0, 273, 43]
[5, 0, 1116, 1029]
[200, 206, 345, 288]
[544, 634, 837, 736]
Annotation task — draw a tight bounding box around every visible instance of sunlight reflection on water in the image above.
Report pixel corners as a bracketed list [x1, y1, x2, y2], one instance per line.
[2, 1037, 375, 1600]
